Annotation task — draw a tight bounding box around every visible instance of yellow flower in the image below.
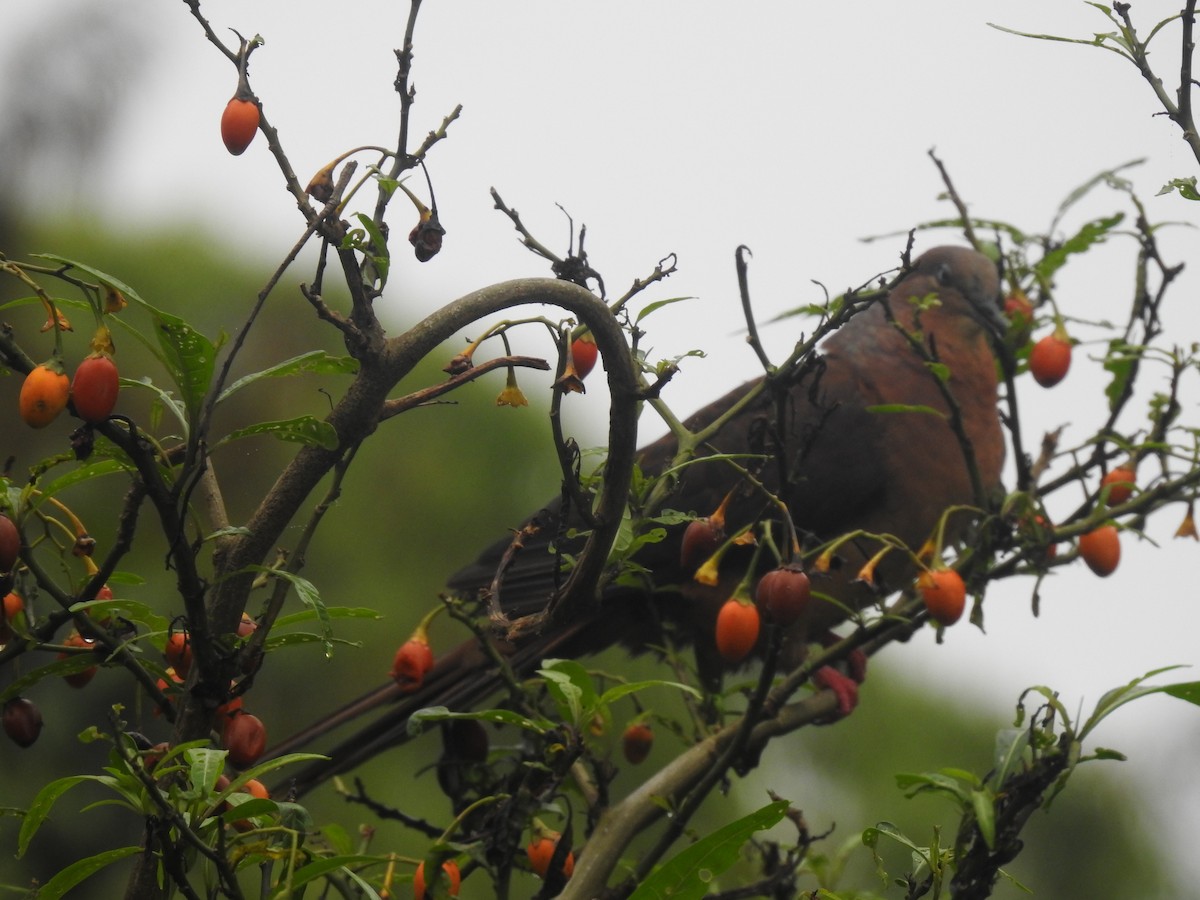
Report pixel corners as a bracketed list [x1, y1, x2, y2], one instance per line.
[496, 367, 528, 408]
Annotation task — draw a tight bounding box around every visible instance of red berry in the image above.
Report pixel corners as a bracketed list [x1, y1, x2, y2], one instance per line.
[680, 516, 724, 574]
[1079, 525, 1121, 577]
[223, 712, 267, 768]
[391, 636, 434, 694]
[0, 516, 19, 572]
[754, 565, 811, 626]
[714, 598, 760, 663]
[3, 697, 43, 747]
[71, 354, 120, 423]
[221, 97, 259, 155]
[1003, 292, 1034, 327]
[1101, 466, 1136, 506]
[622, 722, 654, 765]
[58, 632, 98, 688]
[570, 335, 599, 379]
[917, 569, 967, 626]
[1029, 332, 1072, 388]
[413, 860, 461, 899]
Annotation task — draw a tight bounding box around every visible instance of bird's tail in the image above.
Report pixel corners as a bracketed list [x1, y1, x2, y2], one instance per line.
[266, 614, 600, 798]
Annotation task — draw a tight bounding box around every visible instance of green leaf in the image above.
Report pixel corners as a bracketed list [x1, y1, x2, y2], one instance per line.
[270, 855, 388, 899]
[19, 776, 98, 857]
[1163, 681, 1200, 705]
[273, 607, 382, 628]
[1079, 666, 1191, 741]
[1036, 213, 1125, 280]
[186, 747, 228, 793]
[218, 415, 340, 450]
[238, 569, 333, 656]
[153, 311, 217, 432]
[635, 295, 695, 324]
[866, 403, 947, 419]
[598, 678, 702, 706]
[217, 350, 360, 403]
[630, 799, 789, 899]
[970, 788, 997, 849]
[1157, 176, 1200, 201]
[1103, 339, 1137, 411]
[539, 658, 599, 727]
[225, 753, 328, 790]
[35, 846, 143, 900]
[408, 706, 547, 737]
[36, 458, 132, 502]
[122, 376, 189, 432]
[992, 727, 1032, 788]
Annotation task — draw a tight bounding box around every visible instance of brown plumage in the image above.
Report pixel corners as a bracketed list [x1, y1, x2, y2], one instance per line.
[271, 245, 1006, 795]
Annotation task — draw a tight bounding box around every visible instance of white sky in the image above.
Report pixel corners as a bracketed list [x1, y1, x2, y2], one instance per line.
[5, 0, 1199, 886]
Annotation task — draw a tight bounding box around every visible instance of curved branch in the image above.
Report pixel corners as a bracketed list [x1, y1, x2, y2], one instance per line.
[208, 278, 638, 662]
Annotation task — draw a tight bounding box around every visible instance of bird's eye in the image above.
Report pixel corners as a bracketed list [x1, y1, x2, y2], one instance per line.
[934, 263, 953, 286]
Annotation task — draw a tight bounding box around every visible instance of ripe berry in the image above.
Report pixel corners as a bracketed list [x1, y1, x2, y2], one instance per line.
[391, 635, 435, 694]
[714, 598, 760, 663]
[3, 697, 43, 747]
[680, 517, 724, 574]
[1029, 332, 1072, 388]
[19, 363, 70, 428]
[164, 630, 193, 677]
[917, 569, 967, 626]
[0, 515, 19, 572]
[527, 832, 575, 880]
[223, 712, 267, 768]
[622, 722, 654, 765]
[58, 632, 98, 688]
[71, 354, 119, 423]
[413, 860, 461, 899]
[1101, 466, 1136, 506]
[221, 97, 259, 155]
[1003, 292, 1034, 329]
[571, 334, 599, 380]
[754, 565, 811, 626]
[1079, 524, 1121, 577]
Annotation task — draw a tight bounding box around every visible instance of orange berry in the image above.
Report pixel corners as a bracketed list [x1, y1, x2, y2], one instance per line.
[1079, 525, 1121, 577]
[1101, 466, 1136, 506]
[527, 833, 574, 880]
[19, 363, 70, 428]
[1029, 333, 1071, 388]
[3, 591, 23, 624]
[917, 569, 967, 626]
[221, 97, 259, 155]
[714, 598, 760, 663]
[164, 630, 193, 677]
[413, 860, 461, 899]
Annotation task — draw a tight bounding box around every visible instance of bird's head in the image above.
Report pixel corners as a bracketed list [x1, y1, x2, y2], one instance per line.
[911, 245, 1007, 338]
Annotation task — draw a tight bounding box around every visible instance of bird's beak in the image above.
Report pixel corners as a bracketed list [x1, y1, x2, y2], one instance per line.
[971, 292, 1009, 338]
